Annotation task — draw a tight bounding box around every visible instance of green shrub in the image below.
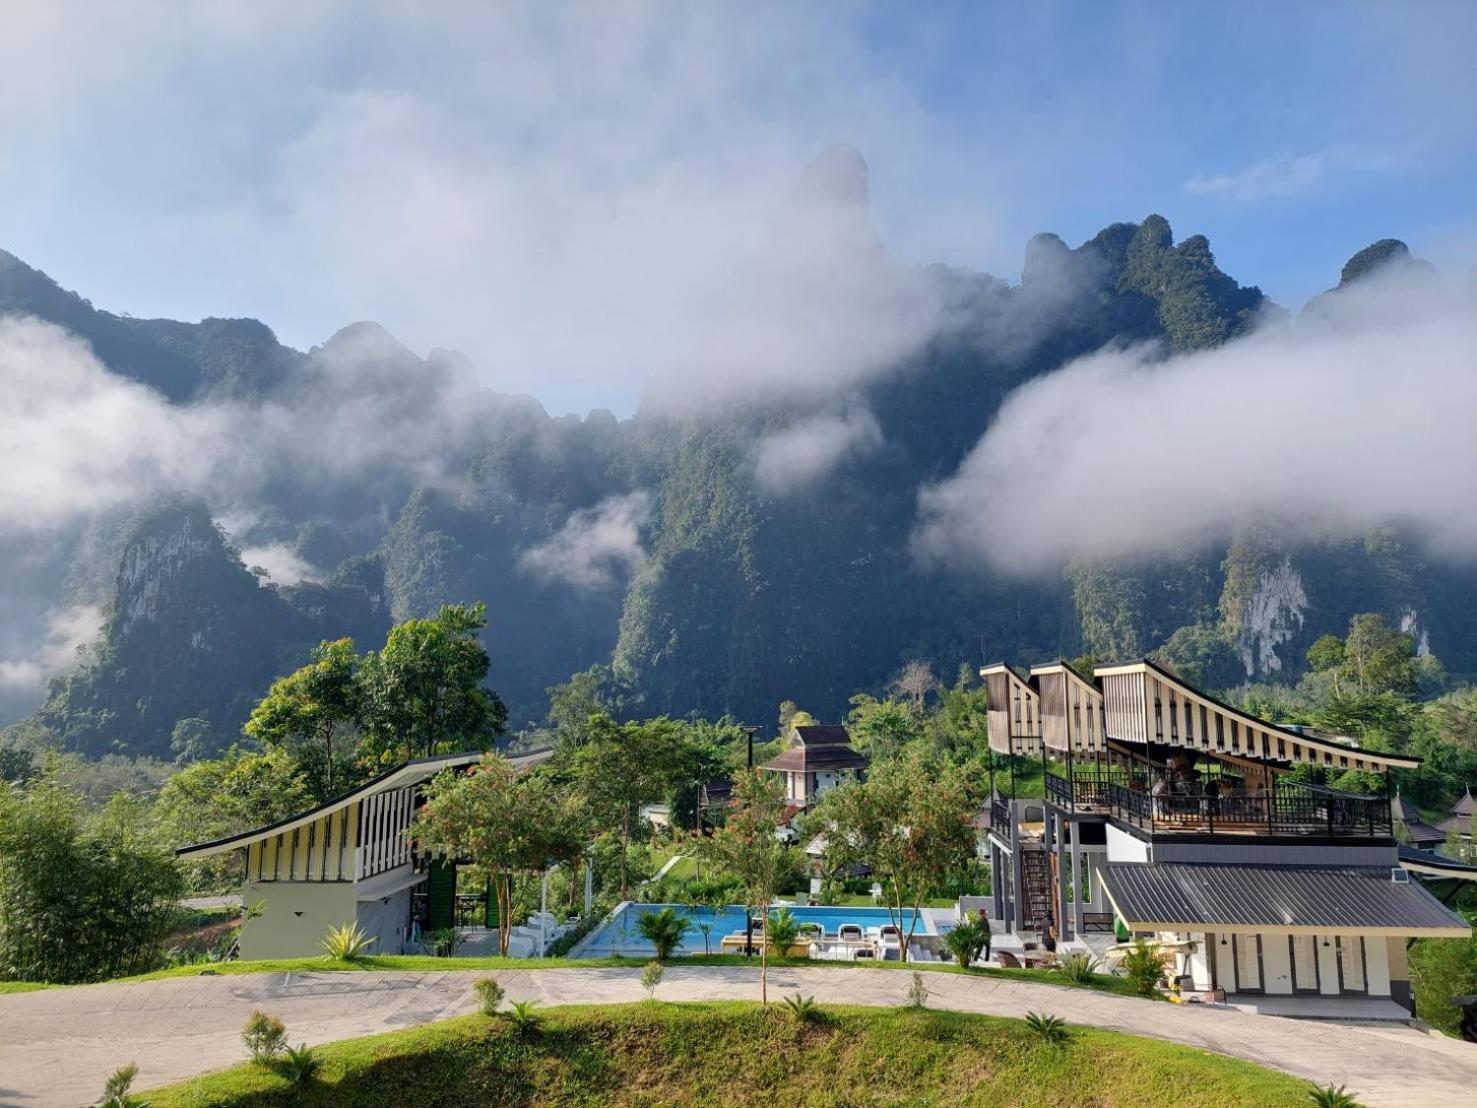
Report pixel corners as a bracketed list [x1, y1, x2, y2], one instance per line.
[782, 993, 820, 1023]
[907, 971, 929, 1008]
[641, 959, 664, 999]
[766, 907, 800, 951]
[280, 1043, 321, 1086]
[425, 927, 465, 958]
[321, 922, 374, 962]
[1058, 951, 1099, 984]
[473, 976, 504, 1015]
[944, 918, 990, 968]
[636, 906, 691, 960]
[507, 999, 542, 1035]
[98, 1062, 148, 1108]
[242, 1010, 287, 1062]
[0, 782, 184, 984]
[1119, 938, 1163, 997]
[1024, 1011, 1069, 1046]
[1307, 1084, 1363, 1108]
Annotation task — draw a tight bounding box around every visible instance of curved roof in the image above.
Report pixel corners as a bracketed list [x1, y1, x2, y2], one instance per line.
[176, 747, 552, 860]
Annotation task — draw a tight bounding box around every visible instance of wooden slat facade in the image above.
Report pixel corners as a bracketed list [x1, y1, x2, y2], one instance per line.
[1030, 662, 1106, 754]
[1095, 661, 1415, 773]
[981, 664, 1043, 758]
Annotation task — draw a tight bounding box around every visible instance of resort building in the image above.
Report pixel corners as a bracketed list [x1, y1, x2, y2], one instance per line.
[982, 659, 1471, 1013]
[761, 723, 868, 808]
[177, 748, 552, 959]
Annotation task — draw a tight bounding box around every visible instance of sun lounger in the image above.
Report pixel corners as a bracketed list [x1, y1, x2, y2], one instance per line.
[837, 923, 864, 942]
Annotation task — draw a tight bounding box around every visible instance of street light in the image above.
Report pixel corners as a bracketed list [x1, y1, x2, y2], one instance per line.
[741, 724, 760, 769]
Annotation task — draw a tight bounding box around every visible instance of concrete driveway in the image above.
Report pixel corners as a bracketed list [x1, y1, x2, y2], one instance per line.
[1, 965, 1473, 1107]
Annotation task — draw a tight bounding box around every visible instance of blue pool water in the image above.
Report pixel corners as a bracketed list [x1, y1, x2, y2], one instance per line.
[577, 902, 933, 957]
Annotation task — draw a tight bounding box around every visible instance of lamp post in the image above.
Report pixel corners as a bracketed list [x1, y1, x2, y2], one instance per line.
[741, 724, 760, 769]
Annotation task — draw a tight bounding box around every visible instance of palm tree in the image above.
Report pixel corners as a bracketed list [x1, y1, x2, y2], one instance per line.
[637, 906, 692, 960]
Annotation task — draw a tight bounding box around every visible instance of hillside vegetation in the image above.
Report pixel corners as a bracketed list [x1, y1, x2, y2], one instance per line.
[144, 1002, 1313, 1107]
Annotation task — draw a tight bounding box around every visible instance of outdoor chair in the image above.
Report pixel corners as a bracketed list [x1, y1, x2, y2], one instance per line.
[995, 951, 1024, 968]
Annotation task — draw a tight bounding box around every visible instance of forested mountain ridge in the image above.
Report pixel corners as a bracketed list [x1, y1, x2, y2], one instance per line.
[3, 170, 1470, 760]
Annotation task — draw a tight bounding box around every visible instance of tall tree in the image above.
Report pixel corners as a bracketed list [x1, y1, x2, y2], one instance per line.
[568, 714, 689, 899]
[360, 604, 507, 762]
[814, 749, 981, 961]
[889, 660, 940, 715]
[245, 638, 363, 800]
[688, 769, 791, 1004]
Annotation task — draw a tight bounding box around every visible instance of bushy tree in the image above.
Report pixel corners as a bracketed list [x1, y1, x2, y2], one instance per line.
[413, 755, 583, 956]
[0, 779, 184, 983]
[846, 694, 919, 759]
[245, 638, 363, 800]
[567, 714, 692, 899]
[814, 749, 981, 961]
[155, 746, 313, 886]
[360, 603, 507, 762]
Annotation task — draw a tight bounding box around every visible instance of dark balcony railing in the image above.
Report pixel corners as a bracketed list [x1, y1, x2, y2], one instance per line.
[1044, 771, 1072, 808]
[1106, 778, 1391, 838]
[990, 795, 1010, 832]
[1044, 768, 1131, 812]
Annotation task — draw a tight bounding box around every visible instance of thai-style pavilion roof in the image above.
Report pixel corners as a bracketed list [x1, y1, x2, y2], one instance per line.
[1099, 861, 1470, 937]
[762, 724, 868, 774]
[1392, 792, 1446, 846]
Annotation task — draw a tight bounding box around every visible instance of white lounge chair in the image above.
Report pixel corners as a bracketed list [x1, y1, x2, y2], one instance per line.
[837, 923, 864, 943]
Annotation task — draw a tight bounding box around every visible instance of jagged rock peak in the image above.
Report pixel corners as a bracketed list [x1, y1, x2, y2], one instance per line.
[1021, 232, 1071, 287]
[796, 143, 870, 212]
[1339, 239, 1412, 287]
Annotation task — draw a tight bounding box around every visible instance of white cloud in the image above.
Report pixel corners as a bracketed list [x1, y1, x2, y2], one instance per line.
[238, 542, 321, 585]
[753, 403, 884, 494]
[913, 265, 1477, 574]
[518, 492, 653, 590]
[1186, 146, 1396, 204]
[0, 603, 103, 692]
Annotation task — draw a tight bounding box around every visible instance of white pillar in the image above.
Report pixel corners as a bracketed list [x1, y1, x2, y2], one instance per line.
[1069, 830, 1083, 939]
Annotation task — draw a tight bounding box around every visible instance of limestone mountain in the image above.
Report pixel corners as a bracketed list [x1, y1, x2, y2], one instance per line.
[2, 208, 1468, 759]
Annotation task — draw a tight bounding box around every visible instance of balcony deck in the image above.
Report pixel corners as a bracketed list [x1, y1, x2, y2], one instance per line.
[1044, 770, 1392, 839]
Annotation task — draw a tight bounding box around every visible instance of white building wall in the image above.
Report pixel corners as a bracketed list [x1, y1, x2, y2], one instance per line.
[240, 881, 357, 960]
[1105, 824, 1150, 864]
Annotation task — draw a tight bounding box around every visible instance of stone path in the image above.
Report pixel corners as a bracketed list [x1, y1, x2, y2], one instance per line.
[1, 966, 1473, 1107]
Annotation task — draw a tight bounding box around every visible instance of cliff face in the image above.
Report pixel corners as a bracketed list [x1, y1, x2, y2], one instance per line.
[6, 223, 1472, 750]
[36, 501, 389, 758]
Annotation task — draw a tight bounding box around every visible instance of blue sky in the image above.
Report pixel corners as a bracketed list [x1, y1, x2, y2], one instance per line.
[2, 1, 1473, 415]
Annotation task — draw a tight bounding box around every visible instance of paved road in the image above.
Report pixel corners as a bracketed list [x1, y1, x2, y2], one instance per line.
[1, 966, 1473, 1107]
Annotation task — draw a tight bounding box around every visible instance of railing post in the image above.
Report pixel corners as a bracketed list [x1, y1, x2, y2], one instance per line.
[1326, 796, 1334, 837]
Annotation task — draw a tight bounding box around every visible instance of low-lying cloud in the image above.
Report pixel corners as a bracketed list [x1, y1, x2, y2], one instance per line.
[0, 603, 103, 693]
[753, 402, 884, 494]
[518, 492, 653, 590]
[913, 266, 1477, 574]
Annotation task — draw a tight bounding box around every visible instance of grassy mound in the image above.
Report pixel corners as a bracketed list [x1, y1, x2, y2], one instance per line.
[146, 1001, 1311, 1107]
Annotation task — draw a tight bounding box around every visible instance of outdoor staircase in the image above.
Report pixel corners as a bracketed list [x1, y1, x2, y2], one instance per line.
[1018, 845, 1052, 931]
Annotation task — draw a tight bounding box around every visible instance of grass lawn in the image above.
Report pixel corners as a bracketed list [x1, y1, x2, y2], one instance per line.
[142, 1001, 1311, 1107]
[0, 981, 53, 994]
[117, 953, 1153, 999]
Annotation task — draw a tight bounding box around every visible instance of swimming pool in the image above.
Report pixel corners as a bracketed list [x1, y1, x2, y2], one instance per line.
[575, 902, 934, 958]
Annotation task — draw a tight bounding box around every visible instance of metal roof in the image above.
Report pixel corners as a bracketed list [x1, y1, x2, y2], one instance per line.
[176, 747, 553, 859]
[1099, 861, 1471, 937]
